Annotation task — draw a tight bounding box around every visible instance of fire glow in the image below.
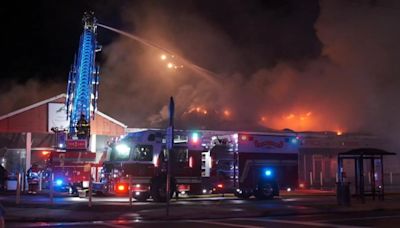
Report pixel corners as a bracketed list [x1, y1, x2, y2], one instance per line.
[184, 105, 344, 132]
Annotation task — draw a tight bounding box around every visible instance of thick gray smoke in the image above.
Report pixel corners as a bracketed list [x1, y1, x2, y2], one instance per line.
[315, 0, 400, 146]
[0, 80, 64, 116]
[1, 1, 400, 150]
[98, 0, 400, 144]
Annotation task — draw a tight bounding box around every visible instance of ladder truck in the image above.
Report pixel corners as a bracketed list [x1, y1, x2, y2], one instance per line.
[42, 12, 103, 194]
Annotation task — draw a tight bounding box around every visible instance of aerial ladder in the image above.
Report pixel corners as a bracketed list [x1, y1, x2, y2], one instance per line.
[65, 11, 101, 148]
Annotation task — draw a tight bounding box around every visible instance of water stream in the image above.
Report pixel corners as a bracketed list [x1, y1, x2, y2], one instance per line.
[97, 23, 218, 85]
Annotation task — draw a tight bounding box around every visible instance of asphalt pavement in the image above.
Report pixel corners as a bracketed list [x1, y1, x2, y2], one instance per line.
[1, 190, 400, 227]
[6, 210, 400, 228]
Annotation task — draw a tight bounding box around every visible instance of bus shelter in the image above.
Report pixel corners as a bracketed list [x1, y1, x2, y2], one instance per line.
[337, 148, 395, 204]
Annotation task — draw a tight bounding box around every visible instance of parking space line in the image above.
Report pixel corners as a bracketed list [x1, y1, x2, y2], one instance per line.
[7, 221, 132, 228]
[188, 220, 264, 228]
[233, 218, 366, 228]
[316, 214, 400, 223]
[102, 223, 132, 228]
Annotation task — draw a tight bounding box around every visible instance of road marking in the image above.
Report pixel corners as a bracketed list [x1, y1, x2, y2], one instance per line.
[9, 221, 132, 228]
[233, 218, 365, 228]
[316, 214, 400, 223]
[188, 220, 264, 228]
[102, 223, 131, 228]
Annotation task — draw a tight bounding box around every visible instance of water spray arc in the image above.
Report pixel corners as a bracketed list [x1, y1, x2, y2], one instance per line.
[97, 23, 218, 85]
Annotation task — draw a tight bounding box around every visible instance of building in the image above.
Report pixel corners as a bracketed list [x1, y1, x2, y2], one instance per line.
[0, 94, 127, 176]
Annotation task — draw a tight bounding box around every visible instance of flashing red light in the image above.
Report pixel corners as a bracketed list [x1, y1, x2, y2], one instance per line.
[299, 183, 305, 188]
[41, 151, 50, 156]
[241, 135, 248, 141]
[189, 156, 193, 168]
[217, 184, 223, 188]
[117, 184, 126, 192]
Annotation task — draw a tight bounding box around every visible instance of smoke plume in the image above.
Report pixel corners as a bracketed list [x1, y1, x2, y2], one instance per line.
[0, 80, 64, 116]
[98, 0, 400, 145]
[2, 0, 400, 150]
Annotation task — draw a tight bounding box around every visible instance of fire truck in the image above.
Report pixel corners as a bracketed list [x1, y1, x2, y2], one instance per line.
[93, 129, 204, 201]
[203, 132, 299, 199]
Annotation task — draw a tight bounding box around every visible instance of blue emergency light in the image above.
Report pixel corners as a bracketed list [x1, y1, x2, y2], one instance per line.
[290, 137, 299, 144]
[55, 179, 63, 186]
[265, 169, 272, 177]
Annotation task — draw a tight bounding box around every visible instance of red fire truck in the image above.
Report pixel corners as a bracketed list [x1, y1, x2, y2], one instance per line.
[41, 150, 105, 194]
[93, 129, 203, 201]
[203, 132, 299, 199]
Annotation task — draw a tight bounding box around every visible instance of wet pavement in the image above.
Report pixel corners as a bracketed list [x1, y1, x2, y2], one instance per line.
[1, 191, 400, 227]
[6, 210, 400, 227]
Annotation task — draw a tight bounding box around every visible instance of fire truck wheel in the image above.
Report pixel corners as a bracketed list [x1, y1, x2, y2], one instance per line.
[255, 182, 274, 200]
[235, 191, 251, 199]
[150, 177, 176, 202]
[134, 192, 149, 202]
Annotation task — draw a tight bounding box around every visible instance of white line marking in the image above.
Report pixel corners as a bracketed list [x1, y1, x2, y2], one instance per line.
[233, 218, 366, 228]
[102, 223, 131, 228]
[188, 220, 264, 228]
[9, 221, 132, 228]
[316, 214, 400, 223]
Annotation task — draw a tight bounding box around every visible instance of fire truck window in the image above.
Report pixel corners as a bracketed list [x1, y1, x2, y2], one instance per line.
[174, 147, 188, 163]
[133, 145, 153, 161]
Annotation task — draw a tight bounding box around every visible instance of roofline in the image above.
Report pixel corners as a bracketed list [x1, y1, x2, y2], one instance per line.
[95, 111, 127, 128]
[125, 128, 296, 137]
[0, 93, 67, 121]
[0, 93, 127, 128]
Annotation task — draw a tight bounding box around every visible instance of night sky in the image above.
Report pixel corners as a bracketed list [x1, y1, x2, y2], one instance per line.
[1, 0, 320, 84]
[2, 0, 400, 149]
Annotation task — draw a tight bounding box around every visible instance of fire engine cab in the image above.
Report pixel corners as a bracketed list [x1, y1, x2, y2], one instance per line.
[204, 132, 299, 199]
[93, 129, 203, 201]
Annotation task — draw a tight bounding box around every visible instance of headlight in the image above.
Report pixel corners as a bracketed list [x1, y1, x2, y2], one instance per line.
[116, 144, 130, 155]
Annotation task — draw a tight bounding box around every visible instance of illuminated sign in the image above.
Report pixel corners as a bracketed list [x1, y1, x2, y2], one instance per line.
[66, 139, 87, 150]
[48, 103, 69, 132]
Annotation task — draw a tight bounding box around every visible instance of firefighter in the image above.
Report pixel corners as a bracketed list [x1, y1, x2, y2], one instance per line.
[27, 163, 40, 194]
[76, 113, 90, 139]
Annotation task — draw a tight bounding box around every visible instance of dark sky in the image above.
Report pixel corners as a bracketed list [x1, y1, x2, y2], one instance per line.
[1, 0, 125, 86]
[1, 0, 320, 86]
